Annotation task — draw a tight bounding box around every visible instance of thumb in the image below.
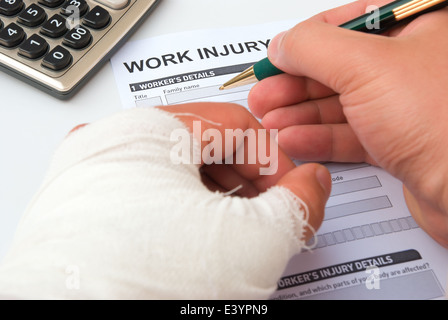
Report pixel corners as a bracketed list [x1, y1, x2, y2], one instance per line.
[267, 19, 388, 93]
[273, 163, 331, 242]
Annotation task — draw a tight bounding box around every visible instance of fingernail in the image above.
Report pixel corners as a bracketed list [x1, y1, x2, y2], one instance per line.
[268, 31, 287, 64]
[316, 165, 331, 197]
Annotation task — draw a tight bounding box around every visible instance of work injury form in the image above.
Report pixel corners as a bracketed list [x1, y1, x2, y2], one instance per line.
[110, 20, 448, 300]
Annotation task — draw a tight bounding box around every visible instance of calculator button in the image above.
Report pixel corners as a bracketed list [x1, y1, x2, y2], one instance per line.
[42, 45, 72, 70]
[18, 34, 48, 59]
[38, 0, 65, 8]
[63, 25, 91, 49]
[41, 14, 67, 38]
[61, 0, 88, 17]
[18, 4, 47, 27]
[0, 0, 24, 16]
[0, 22, 25, 47]
[83, 5, 110, 29]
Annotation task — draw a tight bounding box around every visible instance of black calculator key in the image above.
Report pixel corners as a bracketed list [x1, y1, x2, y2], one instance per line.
[83, 5, 110, 29]
[42, 45, 72, 70]
[0, 22, 25, 47]
[18, 4, 47, 27]
[41, 14, 67, 38]
[63, 25, 91, 49]
[38, 0, 65, 8]
[19, 34, 48, 59]
[0, 0, 24, 16]
[61, 0, 88, 17]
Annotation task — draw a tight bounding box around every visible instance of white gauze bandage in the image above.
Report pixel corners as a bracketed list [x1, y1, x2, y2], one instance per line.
[0, 107, 311, 299]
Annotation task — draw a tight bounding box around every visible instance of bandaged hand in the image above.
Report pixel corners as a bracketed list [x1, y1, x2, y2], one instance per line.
[0, 103, 331, 299]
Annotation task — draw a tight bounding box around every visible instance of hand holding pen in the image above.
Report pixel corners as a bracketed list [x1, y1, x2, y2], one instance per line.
[221, 0, 448, 89]
[246, 0, 448, 248]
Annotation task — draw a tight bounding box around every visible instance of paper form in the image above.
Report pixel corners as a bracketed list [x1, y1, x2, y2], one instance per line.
[110, 20, 448, 300]
[110, 20, 300, 109]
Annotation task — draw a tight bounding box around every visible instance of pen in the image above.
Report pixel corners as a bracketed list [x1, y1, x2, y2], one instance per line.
[219, 0, 448, 90]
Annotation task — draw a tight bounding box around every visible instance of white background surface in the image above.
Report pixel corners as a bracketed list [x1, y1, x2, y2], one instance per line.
[0, 0, 352, 261]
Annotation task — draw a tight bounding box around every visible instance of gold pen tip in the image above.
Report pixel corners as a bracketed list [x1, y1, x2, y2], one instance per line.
[219, 66, 257, 91]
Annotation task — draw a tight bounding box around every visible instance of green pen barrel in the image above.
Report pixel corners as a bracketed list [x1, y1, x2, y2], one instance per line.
[339, 9, 395, 33]
[340, 0, 448, 33]
[253, 57, 283, 81]
[339, 0, 410, 33]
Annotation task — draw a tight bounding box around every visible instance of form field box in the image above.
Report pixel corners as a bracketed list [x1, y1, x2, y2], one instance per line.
[325, 196, 392, 220]
[331, 176, 382, 197]
[304, 270, 443, 300]
[166, 85, 250, 104]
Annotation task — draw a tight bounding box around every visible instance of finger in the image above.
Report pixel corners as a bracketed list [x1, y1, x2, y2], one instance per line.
[266, 1, 406, 95]
[261, 95, 346, 131]
[274, 163, 332, 241]
[248, 73, 334, 119]
[267, 18, 393, 93]
[249, 0, 404, 119]
[159, 103, 296, 192]
[277, 124, 373, 164]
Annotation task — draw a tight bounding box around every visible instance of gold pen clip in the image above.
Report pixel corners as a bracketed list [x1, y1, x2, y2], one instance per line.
[393, 0, 447, 20]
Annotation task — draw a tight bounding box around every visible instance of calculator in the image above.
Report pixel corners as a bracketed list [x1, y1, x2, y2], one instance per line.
[0, 0, 161, 99]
